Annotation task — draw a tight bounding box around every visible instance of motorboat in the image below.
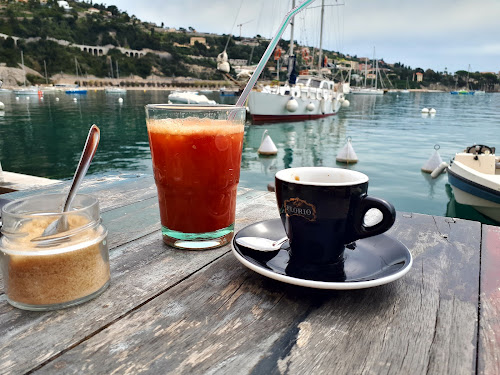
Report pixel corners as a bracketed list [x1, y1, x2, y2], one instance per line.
[447, 144, 500, 222]
[65, 86, 87, 94]
[13, 86, 41, 95]
[167, 91, 216, 105]
[247, 75, 345, 123]
[350, 87, 384, 95]
[105, 87, 127, 94]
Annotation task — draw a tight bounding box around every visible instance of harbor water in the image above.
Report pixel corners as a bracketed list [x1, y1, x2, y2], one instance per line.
[0, 89, 498, 224]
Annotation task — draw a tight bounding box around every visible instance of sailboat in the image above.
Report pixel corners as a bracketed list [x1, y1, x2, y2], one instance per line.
[400, 78, 410, 93]
[350, 50, 384, 95]
[247, 0, 346, 123]
[451, 65, 474, 95]
[65, 58, 87, 94]
[13, 51, 41, 96]
[105, 59, 127, 94]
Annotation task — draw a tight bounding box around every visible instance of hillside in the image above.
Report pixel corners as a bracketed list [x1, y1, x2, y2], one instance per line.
[0, 0, 498, 91]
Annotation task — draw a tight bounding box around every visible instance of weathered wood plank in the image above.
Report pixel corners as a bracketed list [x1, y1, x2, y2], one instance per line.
[478, 224, 500, 375]
[0, 188, 275, 374]
[1, 174, 158, 212]
[0, 178, 267, 292]
[33, 210, 481, 374]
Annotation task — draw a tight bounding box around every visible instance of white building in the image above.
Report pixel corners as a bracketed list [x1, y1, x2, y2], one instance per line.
[57, 1, 72, 11]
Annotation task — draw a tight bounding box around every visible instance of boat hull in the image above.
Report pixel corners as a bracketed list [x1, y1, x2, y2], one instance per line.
[65, 89, 87, 94]
[448, 162, 500, 222]
[248, 89, 341, 123]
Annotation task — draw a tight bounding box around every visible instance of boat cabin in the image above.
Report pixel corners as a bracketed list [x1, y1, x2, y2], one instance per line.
[296, 76, 335, 91]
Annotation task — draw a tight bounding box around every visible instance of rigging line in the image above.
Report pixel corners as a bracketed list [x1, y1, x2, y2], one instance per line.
[224, 0, 245, 51]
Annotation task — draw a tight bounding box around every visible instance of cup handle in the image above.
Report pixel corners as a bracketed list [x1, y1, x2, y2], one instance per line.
[352, 195, 396, 241]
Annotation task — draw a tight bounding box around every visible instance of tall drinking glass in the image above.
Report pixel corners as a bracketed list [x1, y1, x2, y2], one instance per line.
[145, 104, 246, 250]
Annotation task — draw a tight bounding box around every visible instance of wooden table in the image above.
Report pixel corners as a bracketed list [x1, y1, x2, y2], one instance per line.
[0, 175, 499, 375]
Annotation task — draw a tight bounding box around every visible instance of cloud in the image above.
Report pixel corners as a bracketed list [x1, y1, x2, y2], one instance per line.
[105, 0, 500, 72]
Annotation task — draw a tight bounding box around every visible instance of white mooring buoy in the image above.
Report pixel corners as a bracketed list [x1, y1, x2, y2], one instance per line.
[429, 108, 437, 114]
[421, 107, 429, 113]
[118, 97, 124, 103]
[421, 144, 443, 173]
[55, 97, 60, 101]
[73, 98, 77, 102]
[341, 99, 350, 108]
[258, 130, 278, 156]
[336, 136, 358, 164]
[0, 102, 4, 110]
[430, 161, 449, 178]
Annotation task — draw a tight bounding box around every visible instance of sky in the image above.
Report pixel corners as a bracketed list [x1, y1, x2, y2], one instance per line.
[103, 0, 500, 74]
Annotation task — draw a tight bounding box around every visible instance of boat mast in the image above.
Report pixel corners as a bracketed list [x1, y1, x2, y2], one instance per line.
[21, 50, 26, 87]
[364, 58, 367, 87]
[374, 48, 378, 89]
[44, 60, 48, 85]
[317, 0, 325, 73]
[290, 0, 295, 56]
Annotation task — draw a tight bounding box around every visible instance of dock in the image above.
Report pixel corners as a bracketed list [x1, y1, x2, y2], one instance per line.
[0, 170, 60, 194]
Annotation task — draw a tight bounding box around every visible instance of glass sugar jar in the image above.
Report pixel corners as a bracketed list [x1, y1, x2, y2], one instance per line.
[0, 193, 110, 311]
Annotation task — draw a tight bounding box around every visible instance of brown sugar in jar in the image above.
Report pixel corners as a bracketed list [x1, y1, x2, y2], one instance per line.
[0, 194, 110, 311]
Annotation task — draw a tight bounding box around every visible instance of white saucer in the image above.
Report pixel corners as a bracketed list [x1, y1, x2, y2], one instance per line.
[231, 219, 412, 290]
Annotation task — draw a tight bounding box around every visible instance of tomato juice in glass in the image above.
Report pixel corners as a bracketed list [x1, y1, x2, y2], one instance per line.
[145, 104, 246, 249]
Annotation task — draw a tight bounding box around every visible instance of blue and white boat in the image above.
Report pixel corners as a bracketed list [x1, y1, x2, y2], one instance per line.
[65, 86, 87, 94]
[447, 145, 500, 222]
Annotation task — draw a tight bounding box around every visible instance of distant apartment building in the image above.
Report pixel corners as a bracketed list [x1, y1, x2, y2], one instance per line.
[338, 60, 359, 71]
[416, 72, 423, 82]
[87, 7, 100, 14]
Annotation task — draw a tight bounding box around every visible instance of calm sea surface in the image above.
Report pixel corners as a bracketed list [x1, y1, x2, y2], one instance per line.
[0, 89, 498, 224]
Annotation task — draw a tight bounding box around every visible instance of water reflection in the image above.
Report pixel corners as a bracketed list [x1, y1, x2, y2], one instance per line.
[1, 90, 499, 224]
[444, 183, 496, 225]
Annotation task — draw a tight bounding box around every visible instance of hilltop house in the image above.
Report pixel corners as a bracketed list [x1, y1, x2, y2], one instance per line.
[57, 1, 72, 11]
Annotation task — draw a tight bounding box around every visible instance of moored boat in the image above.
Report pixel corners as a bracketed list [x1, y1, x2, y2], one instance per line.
[246, 1, 345, 123]
[248, 75, 344, 123]
[447, 145, 500, 222]
[13, 86, 41, 95]
[65, 86, 87, 94]
[105, 87, 127, 94]
[167, 91, 216, 105]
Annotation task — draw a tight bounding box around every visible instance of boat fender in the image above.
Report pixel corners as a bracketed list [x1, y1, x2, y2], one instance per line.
[336, 137, 358, 164]
[286, 98, 299, 112]
[306, 102, 315, 111]
[431, 162, 449, 178]
[341, 99, 350, 107]
[421, 144, 443, 173]
[316, 91, 322, 101]
[320, 99, 327, 114]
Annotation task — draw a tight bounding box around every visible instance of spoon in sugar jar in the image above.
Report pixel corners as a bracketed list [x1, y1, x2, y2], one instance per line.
[37, 125, 100, 239]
